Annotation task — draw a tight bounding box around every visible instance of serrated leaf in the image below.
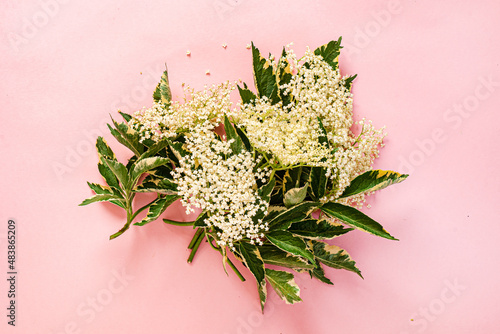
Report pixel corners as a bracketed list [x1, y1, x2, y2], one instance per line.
[97, 162, 120, 191]
[119, 111, 132, 122]
[265, 269, 302, 304]
[311, 240, 362, 278]
[344, 74, 357, 91]
[258, 244, 314, 270]
[237, 84, 257, 105]
[288, 219, 353, 240]
[338, 170, 409, 199]
[96, 137, 116, 161]
[266, 231, 315, 264]
[267, 202, 319, 230]
[310, 261, 334, 285]
[153, 68, 172, 104]
[102, 158, 129, 189]
[131, 157, 170, 183]
[284, 183, 308, 208]
[79, 194, 123, 206]
[235, 126, 252, 152]
[138, 138, 170, 160]
[135, 175, 178, 195]
[87, 182, 125, 208]
[314, 37, 342, 70]
[251, 42, 279, 104]
[239, 242, 267, 311]
[224, 115, 244, 154]
[321, 202, 397, 240]
[134, 194, 180, 226]
[110, 118, 144, 156]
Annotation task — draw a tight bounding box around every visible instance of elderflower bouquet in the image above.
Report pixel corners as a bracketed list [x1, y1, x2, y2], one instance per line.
[81, 38, 408, 310]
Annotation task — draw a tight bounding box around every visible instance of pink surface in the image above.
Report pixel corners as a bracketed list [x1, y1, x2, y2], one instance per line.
[1, 1, 500, 333]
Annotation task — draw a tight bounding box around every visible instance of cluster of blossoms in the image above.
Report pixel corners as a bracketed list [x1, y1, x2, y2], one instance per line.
[129, 81, 238, 141]
[236, 45, 385, 206]
[129, 82, 271, 249]
[171, 127, 270, 249]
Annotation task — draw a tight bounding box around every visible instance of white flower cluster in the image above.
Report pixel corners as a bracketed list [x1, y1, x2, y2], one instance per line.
[236, 46, 385, 206]
[128, 81, 238, 141]
[171, 127, 269, 249]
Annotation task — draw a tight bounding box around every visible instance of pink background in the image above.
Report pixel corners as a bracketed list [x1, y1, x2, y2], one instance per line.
[1, 1, 500, 333]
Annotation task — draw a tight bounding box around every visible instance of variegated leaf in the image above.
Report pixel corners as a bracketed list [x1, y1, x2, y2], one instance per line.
[265, 269, 301, 304]
[239, 242, 267, 311]
[321, 202, 397, 240]
[284, 183, 308, 208]
[338, 170, 409, 199]
[131, 157, 170, 183]
[134, 194, 180, 226]
[288, 219, 353, 240]
[79, 194, 123, 206]
[258, 244, 314, 271]
[153, 68, 172, 104]
[266, 231, 316, 264]
[311, 240, 362, 278]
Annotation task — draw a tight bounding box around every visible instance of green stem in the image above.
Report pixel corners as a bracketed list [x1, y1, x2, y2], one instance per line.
[206, 234, 245, 282]
[187, 231, 204, 263]
[225, 257, 245, 282]
[188, 228, 203, 249]
[163, 219, 195, 226]
[109, 191, 135, 240]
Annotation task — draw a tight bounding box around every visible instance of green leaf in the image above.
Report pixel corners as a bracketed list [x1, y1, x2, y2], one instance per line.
[138, 138, 170, 160]
[168, 141, 188, 162]
[102, 158, 129, 189]
[79, 194, 123, 206]
[97, 162, 120, 191]
[266, 231, 316, 264]
[223, 115, 244, 154]
[313, 37, 342, 70]
[338, 170, 409, 199]
[86, 182, 125, 208]
[134, 195, 180, 226]
[267, 202, 319, 230]
[239, 242, 267, 311]
[283, 167, 302, 194]
[96, 137, 116, 161]
[288, 219, 353, 240]
[265, 269, 302, 304]
[344, 74, 357, 91]
[258, 177, 275, 202]
[251, 42, 279, 104]
[321, 202, 397, 240]
[153, 68, 172, 104]
[131, 157, 170, 183]
[284, 183, 308, 208]
[311, 240, 363, 278]
[119, 111, 132, 122]
[110, 118, 144, 157]
[310, 261, 334, 285]
[135, 175, 178, 195]
[193, 211, 209, 227]
[235, 126, 252, 152]
[258, 244, 314, 270]
[237, 84, 257, 105]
